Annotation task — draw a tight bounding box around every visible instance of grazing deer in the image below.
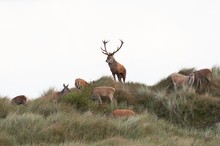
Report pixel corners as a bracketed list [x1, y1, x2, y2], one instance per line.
[75, 78, 89, 90]
[171, 73, 195, 91]
[11, 95, 27, 105]
[191, 68, 212, 91]
[91, 86, 117, 107]
[52, 84, 70, 103]
[101, 40, 126, 83]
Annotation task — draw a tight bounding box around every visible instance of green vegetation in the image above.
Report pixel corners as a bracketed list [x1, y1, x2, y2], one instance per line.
[1, 67, 220, 145]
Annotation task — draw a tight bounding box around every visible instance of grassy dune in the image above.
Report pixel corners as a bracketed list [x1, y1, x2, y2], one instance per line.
[1, 67, 220, 145]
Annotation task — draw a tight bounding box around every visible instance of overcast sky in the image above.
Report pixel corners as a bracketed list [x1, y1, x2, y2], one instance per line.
[0, 0, 219, 99]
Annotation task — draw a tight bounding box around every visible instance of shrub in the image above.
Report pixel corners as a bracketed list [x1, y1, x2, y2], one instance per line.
[61, 86, 96, 112]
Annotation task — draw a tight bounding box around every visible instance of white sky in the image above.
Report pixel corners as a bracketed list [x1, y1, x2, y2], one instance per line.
[0, 0, 219, 99]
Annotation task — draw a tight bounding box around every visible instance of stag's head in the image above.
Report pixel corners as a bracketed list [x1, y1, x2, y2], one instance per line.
[101, 39, 124, 64]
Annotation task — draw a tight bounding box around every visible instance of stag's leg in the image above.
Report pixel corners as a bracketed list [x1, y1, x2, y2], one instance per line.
[122, 75, 126, 83]
[117, 74, 122, 82]
[119, 73, 126, 83]
[112, 73, 116, 81]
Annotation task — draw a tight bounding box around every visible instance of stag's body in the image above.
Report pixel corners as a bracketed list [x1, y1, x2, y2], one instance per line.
[91, 86, 116, 106]
[171, 73, 195, 90]
[75, 78, 88, 90]
[101, 40, 126, 83]
[192, 68, 212, 90]
[111, 109, 136, 117]
[11, 95, 27, 105]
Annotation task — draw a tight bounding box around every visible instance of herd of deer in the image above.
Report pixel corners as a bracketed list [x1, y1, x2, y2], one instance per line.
[10, 40, 213, 116]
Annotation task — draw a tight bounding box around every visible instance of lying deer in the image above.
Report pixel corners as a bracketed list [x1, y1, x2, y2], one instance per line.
[90, 86, 117, 107]
[101, 40, 126, 83]
[11, 95, 27, 105]
[110, 109, 136, 117]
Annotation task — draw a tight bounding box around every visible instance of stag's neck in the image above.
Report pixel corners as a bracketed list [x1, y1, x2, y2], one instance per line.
[108, 59, 119, 73]
[108, 58, 117, 67]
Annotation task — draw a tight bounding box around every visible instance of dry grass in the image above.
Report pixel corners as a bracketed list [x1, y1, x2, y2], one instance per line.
[1, 66, 220, 145]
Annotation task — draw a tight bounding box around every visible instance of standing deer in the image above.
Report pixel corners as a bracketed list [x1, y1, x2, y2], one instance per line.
[101, 40, 126, 83]
[171, 73, 195, 91]
[91, 86, 117, 107]
[11, 95, 27, 105]
[75, 78, 89, 90]
[190, 68, 212, 91]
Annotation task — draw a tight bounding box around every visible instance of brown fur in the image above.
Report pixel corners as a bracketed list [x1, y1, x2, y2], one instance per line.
[75, 78, 88, 90]
[111, 109, 136, 117]
[101, 40, 126, 83]
[91, 86, 116, 106]
[171, 73, 195, 90]
[107, 55, 126, 83]
[192, 68, 212, 90]
[11, 95, 27, 105]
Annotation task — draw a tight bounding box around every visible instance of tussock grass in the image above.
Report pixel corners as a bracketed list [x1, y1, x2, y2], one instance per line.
[0, 97, 11, 118]
[1, 66, 220, 145]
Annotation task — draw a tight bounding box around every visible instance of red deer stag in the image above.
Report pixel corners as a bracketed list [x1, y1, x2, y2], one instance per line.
[91, 86, 117, 107]
[190, 68, 212, 91]
[75, 78, 89, 90]
[11, 95, 27, 105]
[101, 40, 126, 83]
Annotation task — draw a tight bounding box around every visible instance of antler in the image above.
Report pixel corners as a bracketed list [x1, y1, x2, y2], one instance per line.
[111, 39, 124, 55]
[100, 40, 109, 55]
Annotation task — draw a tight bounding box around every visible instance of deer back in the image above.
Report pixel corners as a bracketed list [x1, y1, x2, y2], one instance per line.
[92, 86, 115, 97]
[193, 69, 212, 81]
[11, 95, 27, 105]
[111, 109, 136, 117]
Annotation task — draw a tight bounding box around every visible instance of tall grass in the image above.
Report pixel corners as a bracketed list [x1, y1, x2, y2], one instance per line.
[1, 67, 220, 145]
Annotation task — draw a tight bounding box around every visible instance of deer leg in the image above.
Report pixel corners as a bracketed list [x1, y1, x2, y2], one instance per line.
[205, 77, 212, 91]
[122, 75, 126, 83]
[112, 73, 116, 81]
[196, 79, 200, 90]
[98, 96, 103, 104]
[117, 74, 122, 82]
[173, 82, 177, 91]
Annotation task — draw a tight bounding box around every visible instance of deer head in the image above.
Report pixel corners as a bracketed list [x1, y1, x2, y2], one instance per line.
[60, 84, 70, 94]
[101, 39, 124, 64]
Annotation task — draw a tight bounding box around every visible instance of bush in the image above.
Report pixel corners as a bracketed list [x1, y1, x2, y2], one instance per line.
[61, 86, 96, 112]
